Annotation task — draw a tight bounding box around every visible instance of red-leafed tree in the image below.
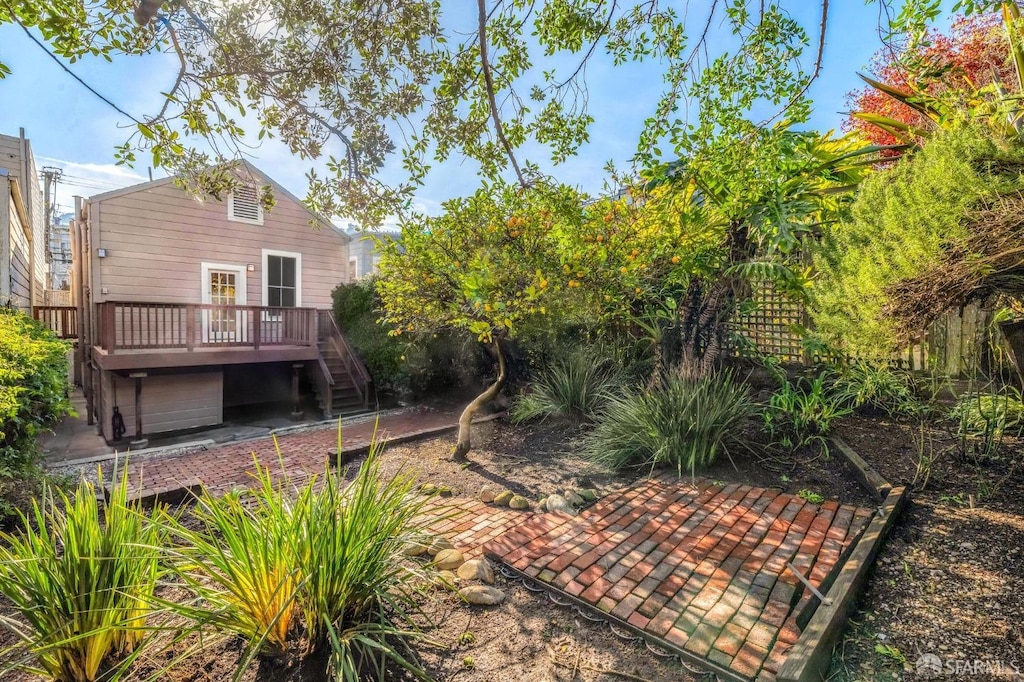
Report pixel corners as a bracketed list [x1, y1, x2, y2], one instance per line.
[846, 13, 1013, 148]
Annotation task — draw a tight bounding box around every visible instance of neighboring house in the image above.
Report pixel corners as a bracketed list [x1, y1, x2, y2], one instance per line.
[67, 162, 370, 444]
[47, 212, 73, 293]
[347, 229, 399, 280]
[0, 129, 45, 312]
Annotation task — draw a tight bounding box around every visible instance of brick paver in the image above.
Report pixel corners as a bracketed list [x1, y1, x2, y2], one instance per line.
[114, 406, 468, 499]
[482, 477, 872, 681]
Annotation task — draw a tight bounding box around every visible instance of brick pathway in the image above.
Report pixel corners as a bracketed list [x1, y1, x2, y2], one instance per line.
[480, 477, 873, 682]
[114, 406, 466, 499]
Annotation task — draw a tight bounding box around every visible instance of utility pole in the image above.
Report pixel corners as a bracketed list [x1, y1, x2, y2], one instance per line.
[41, 166, 64, 265]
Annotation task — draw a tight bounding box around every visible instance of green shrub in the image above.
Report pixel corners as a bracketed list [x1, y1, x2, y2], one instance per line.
[0, 471, 167, 682]
[763, 372, 852, 454]
[812, 125, 1024, 353]
[511, 348, 622, 424]
[831, 361, 922, 417]
[165, 435, 430, 680]
[332, 280, 408, 392]
[582, 373, 755, 477]
[1, 308, 72, 518]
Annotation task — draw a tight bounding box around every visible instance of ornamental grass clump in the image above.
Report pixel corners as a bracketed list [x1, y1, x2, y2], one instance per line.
[0, 471, 167, 682]
[582, 373, 755, 477]
[511, 348, 623, 424]
[166, 432, 432, 681]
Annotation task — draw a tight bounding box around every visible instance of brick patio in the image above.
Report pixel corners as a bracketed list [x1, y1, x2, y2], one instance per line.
[480, 477, 873, 682]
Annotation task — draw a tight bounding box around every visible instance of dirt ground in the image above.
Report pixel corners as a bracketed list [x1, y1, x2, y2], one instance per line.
[826, 416, 1024, 681]
[2, 414, 1021, 681]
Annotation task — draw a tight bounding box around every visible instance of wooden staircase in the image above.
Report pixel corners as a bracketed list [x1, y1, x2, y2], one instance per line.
[314, 311, 372, 418]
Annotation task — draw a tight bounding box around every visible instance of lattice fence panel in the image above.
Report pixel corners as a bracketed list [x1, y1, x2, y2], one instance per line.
[728, 282, 805, 364]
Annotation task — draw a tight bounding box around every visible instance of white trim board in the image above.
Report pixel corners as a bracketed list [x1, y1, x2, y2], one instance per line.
[261, 248, 302, 307]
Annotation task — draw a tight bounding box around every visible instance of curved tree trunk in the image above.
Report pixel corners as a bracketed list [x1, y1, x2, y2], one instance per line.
[452, 338, 507, 462]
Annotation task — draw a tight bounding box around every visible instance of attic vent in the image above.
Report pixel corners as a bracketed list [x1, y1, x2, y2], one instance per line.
[228, 185, 264, 225]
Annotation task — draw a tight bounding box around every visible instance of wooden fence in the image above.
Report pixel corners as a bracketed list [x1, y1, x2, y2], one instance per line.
[730, 283, 1000, 377]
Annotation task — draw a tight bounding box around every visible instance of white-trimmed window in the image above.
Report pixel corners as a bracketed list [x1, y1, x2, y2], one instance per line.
[228, 185, 264, 225]
[349, 256, 359, 281]
[262, 249, 301, 308]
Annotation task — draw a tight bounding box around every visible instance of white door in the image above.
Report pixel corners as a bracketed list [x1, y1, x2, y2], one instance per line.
[209, 271, 238, 341]
[201, 263, 247, 344]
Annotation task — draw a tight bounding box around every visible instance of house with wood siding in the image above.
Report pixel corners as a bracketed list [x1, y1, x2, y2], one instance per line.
[67, 161, 370, 445]
[1, 129, 46, 311]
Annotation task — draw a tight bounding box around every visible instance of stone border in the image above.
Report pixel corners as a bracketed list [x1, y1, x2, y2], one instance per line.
[776, 486, 909, 682]
[831, 437, 892, 502]
[491, 559, 751, 682]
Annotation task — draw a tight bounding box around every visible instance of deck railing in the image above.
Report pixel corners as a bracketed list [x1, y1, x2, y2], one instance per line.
[317, 309, 372, 406]
[33, 306, 78, 340]
[95, 302, 317, 354]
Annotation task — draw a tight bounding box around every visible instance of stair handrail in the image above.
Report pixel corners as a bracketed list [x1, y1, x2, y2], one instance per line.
[317, 310, 372, 405]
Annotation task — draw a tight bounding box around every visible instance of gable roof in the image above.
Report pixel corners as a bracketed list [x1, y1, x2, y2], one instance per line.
[87, 160, 350, 243]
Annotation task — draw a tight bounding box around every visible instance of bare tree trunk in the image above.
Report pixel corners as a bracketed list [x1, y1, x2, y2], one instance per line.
[452, 338, 507, 462]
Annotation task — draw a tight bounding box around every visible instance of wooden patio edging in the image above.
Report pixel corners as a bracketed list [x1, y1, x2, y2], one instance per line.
[832, 437, 893, 502]
[776, 486, 909, 682]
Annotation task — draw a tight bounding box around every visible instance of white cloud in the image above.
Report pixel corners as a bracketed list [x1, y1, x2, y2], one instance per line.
[35, 156, 150, 213]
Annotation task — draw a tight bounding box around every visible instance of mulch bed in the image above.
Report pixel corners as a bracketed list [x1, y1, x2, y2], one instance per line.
[2, 413, 1021, 681]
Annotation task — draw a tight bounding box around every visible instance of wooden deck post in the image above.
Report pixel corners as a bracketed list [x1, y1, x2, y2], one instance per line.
[129, 372, 148, 448]
[290, 363, 304, 421]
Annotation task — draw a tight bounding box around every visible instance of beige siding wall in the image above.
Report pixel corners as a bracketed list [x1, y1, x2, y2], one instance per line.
[101, 370, 223, 441]
[25, 143, 45, 306]
[90, 177, 349, 308]
[0, 134, 46, 306]
[8, 193, 31, 310]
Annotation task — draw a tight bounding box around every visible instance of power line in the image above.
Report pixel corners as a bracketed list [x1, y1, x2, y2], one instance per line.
[10, 17, 143, 125]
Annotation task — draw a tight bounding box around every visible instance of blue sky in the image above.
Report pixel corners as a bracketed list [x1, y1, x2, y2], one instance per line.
[0, 2, 958, 225]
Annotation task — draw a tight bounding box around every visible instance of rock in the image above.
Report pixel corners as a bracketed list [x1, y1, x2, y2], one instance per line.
[544, 493, 575, 514]
[480, 486, 498, 503]
[420, 483, 438, 495]
[402, 540, 429, 557]
[458, 585, 506, 606]
[437, 485, 454, 497]
[456, 558, 495, 584]
[493, 490, 514, 506]
[538, 497, 548, 512]
[509, 495, 530, 510]
[564, 490, 586, 507]
[578, 488, 598, 502]
[434, 549, 466, 571]
[427, 536, 454, 556]
[434, 570, 458, 589]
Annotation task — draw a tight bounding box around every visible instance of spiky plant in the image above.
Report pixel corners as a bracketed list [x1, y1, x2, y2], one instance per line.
[582, 373, 755, 477]
[0, 471, 166, 682]
[165, 431, 432, 681]
[512, 349, 623, 424]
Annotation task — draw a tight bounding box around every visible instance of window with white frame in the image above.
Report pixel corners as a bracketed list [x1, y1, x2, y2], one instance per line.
[266, 254, 297, 307]
[228, 184, 264, 225]
[262, 249, 302, 312]
[349, 256, 359, 281]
